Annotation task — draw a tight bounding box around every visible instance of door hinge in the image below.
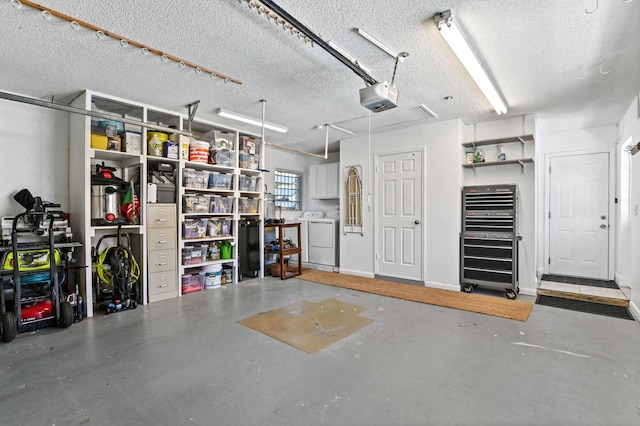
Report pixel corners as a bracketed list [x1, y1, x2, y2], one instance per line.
[548, 257, 551, 264]
[548, 212, 551, 219]
[549, 166, 551, 173]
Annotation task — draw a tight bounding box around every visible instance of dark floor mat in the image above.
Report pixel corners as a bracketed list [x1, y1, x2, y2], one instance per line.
[536, 295, 634, 321]
[541, 274, 619, 289]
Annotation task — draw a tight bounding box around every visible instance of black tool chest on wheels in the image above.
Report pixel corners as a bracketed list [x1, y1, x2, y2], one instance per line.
[460, 184, 520, 299]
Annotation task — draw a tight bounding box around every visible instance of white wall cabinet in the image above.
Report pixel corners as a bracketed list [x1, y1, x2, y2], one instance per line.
[310, 162, 339, 199]
[69, 90, 264, 317]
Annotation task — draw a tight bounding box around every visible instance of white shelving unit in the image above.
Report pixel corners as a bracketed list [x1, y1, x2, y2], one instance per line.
[69, 90, 264, 317]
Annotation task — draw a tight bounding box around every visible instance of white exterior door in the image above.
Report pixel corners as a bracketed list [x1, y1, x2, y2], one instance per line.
[548, 152, 610, 279]
[376, 150, 423, 281]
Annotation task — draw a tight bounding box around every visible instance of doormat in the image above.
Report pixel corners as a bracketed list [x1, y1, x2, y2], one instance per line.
[237, 299, 373, 353]
[541, 274, 619, 289]
[536, 295, 635, 321]
[298, 270, 533, 322]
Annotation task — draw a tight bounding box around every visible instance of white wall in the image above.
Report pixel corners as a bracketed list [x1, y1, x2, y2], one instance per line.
[0, 99, 69, 217]
[340, 115, 539, 294]
[340, 120, 462, 287]
[262, 146, 339, 221]
[462, 115, 537, 295]
[616, 94, 640, 317]
[535, 124, 619, 283]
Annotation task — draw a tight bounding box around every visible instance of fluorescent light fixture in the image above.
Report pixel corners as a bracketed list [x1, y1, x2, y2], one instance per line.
[434, 10, 507, 115]
[355, 28, 403, 61]
[216, 108, 289, 133]
[418, 103, 438, 118]
[329, 124, 355, 135]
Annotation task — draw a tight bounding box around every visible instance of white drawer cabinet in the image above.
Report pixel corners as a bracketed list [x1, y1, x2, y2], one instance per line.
[147, 204, 178, 302]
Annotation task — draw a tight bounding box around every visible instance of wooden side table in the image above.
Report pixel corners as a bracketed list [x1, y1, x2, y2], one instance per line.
[265, 222, 302, 279]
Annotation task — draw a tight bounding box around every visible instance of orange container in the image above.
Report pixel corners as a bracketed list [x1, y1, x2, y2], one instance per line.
[189, 141, 210, 163]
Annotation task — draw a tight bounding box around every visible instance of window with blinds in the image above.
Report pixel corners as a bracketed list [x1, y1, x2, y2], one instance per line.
[274, 169, 302, 210]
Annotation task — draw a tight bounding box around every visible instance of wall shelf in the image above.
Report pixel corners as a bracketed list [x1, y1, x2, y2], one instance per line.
[462, 158, 534, 169]
[461, 134, 534, 148]
[462, 134, 535, 175]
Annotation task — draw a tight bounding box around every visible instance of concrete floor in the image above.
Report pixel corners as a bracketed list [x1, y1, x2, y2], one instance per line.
[1, 276, 639, 426]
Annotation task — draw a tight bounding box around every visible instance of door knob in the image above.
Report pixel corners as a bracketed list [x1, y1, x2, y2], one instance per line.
[601, 215, 607, 220]
[600, 224, 607, 229]
[414, 220, 420, 225]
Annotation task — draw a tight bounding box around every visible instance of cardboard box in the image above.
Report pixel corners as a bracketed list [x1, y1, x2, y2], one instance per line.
[163, 141, 179, 159]
[122, 131, 142, 154]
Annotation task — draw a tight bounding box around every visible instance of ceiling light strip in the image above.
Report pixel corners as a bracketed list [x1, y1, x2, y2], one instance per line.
[355, 28, 399, 59]
[264, 142, 327, 159]
[434, 10, 507, 115]
[328, 124, 354, 135]
[17, 0, 242, 84]
[216, 108, 289, 133]
[418, 104, 438, 118]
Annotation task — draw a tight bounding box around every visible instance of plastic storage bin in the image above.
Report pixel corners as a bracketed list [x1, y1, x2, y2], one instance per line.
[182, 273, 204, 294]
[210, 195, 233, 214]
[238, 197, 259, 214]
[188, 245, 206, 264]
[183, 169, 208, 189]
[181, 247, 193, 264]
[183, 194, 209, 213]
[208, 172, 232, 190]
[211, 148, 234, 167]
[211, 130, 234, 150]
[182, 218, 207, 239]
[207, 218, 232, 237]
[240, 153, 260, 169]
[238, 175, 257, 192]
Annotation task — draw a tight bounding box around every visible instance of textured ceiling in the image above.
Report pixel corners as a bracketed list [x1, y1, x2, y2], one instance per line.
[1, 0, 639, 154]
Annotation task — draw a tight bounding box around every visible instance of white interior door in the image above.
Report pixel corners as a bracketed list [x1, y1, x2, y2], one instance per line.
[548, 152, 610, 279]
[376, 150, 422, 281]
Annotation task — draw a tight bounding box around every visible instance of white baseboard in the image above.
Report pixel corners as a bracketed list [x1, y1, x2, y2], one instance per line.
[629, 300, 640, 321]
[424, 281, 459, 291]
[616, 274, 632, 288]
[338, 268, 375, 279]
[519, 287, 537, 297]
